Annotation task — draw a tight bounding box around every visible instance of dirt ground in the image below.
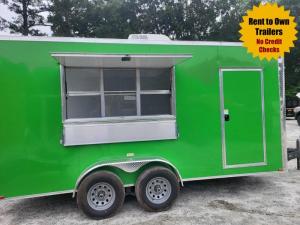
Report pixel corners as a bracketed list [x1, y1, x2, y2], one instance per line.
[0, 119, 300, 225]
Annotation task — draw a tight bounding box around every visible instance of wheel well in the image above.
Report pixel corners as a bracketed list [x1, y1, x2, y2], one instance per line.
[74, 165, 126, 197]
[137, 162, 182, 184]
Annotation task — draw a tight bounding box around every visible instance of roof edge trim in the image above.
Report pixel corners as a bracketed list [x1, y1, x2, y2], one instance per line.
[0, 35, 243, 47]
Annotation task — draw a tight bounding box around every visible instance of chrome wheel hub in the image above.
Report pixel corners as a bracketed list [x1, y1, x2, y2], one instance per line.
[146, 177, 171, 204]
[87, 182, 115, 210]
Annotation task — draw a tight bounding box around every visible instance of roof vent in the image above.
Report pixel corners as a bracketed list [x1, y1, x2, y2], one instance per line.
[128, 34, 170, 41]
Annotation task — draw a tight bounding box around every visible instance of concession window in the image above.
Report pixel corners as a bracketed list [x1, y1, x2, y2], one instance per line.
[52, 53, 192, 146]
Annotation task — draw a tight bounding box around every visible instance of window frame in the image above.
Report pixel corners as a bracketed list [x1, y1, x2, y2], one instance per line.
[60, 66, 176, 124]
[64, 67, 102, 119]
[103, 68, 137, 117]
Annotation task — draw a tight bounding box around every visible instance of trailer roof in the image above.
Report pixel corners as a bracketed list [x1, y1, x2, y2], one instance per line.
[0, 35, 243, 47]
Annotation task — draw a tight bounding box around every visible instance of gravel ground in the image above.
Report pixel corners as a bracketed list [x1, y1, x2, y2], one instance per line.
[1, 119, 300, 225]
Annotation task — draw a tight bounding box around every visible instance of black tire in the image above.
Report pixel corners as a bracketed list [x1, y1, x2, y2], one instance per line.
[135, 166, 179, 212]
[297, 115, 300, 126]
[77, 171, 125, 219]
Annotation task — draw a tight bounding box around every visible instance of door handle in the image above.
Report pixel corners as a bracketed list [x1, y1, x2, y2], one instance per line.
[224, 114, 230, 121]
[224, 109, 230, 122]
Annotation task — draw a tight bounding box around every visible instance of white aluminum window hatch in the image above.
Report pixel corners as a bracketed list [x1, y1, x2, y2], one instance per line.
[52, 53, 192, 68]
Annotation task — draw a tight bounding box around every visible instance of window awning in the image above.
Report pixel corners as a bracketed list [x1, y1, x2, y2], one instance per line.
[51, 53, 192, 68]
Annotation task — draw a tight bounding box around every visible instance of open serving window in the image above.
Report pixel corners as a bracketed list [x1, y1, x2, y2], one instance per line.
[52, 53, 192, 146]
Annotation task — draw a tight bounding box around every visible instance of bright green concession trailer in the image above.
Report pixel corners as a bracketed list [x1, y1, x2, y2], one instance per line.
[0, 34, 286, 219]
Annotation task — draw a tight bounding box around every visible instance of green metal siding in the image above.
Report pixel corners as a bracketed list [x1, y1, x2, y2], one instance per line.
[0, 40, 283, 198]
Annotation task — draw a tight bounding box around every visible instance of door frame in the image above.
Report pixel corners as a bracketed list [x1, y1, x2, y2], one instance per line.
[219, 68, 267, 169]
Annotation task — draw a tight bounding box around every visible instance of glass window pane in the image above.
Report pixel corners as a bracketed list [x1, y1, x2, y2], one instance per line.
[104, 69, 136, 91]
[67, 96, 101, 119]
[66, 68, 100, 92]
[105, 94, 137, 117]
[141, 94, 171, 115]
[140, 69, 171, 90]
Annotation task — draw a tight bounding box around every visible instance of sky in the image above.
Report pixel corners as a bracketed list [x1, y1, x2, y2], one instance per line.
[0, 3, 52, 36]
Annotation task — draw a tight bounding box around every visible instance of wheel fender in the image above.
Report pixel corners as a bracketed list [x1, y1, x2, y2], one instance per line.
[73, 157, 183, 197]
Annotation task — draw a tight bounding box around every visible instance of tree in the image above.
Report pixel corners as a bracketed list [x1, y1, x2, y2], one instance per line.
[130, 0, 218, 40]
[278, 0, 300, 97]
[91, 0, 139, 38]
[48, 0, 258, 40]
[48, 0, 140, 38]
[184, 0, 219, 40]
[208, 0, 261, 41]
[0, 0, 49, 36]
[48, 0, 93, 37]
[132, 0, 259, 41]
[136, 0, 188, 40]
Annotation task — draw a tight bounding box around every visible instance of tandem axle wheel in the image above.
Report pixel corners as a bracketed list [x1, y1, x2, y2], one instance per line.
[135, 166, 179, 212]
[76, 166, 180, 219]
[76, 171, 125, 219]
